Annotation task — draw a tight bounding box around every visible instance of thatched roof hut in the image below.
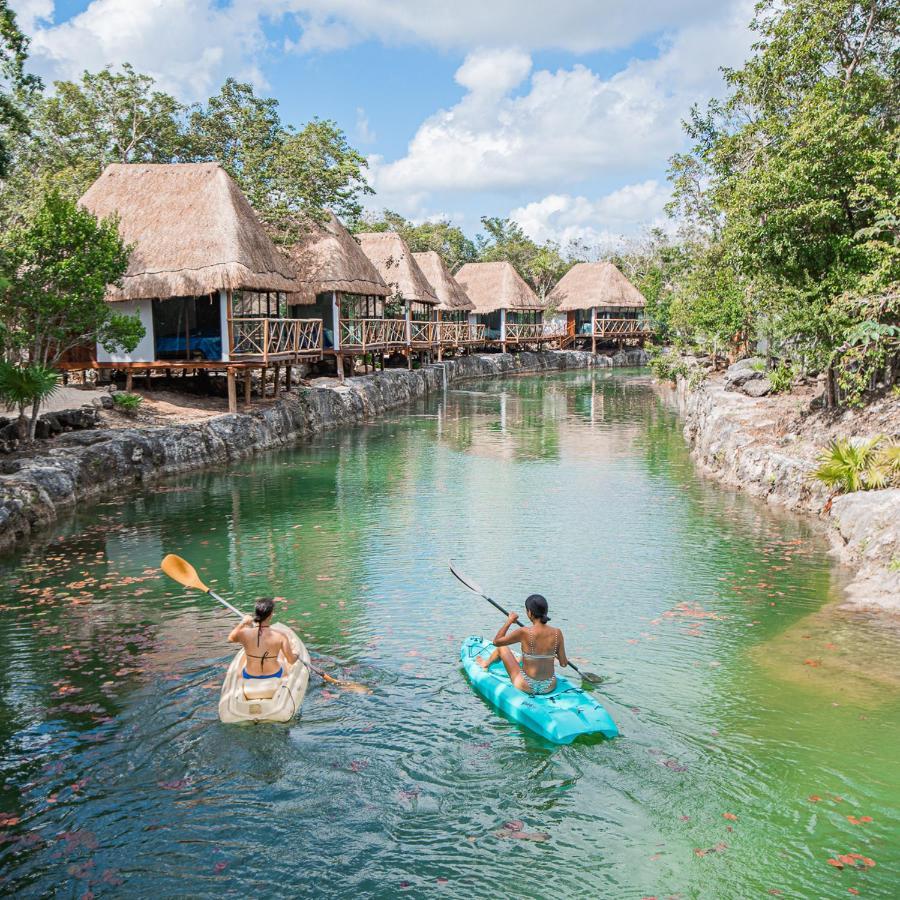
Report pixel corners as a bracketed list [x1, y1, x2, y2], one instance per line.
[454, 261, 542, 313]
[285, 212, 389, 303]
[79, 162, 300, 301]
[356, 232, 437, 304]
[412, 251, 474, 312]
[548, 262, 646, 312]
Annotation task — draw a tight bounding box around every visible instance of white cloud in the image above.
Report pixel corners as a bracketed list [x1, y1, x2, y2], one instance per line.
[286, 0, 732, 54]
[12, 0, 276, 100]
[510, 181, 672, 247]
[355, 106, 376, 143]
[371, 3, 753, 199]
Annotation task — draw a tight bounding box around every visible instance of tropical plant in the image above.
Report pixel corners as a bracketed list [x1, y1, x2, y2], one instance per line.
[0, 191, 142, 435]
[812, 436, 887, 493]
[769, 363, 796, 393]
[112, 392, 142, 416]
[0, 361, 59, 440]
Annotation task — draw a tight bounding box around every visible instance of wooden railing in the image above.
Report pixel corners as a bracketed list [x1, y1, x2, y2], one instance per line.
[504, 322, 566, 343]
[231, 317, 323, 362]
[409, 320, 436, 345]
[339, 317, 408, 350]
[436, 322, 486, 344]
[593, 318, 653, 338]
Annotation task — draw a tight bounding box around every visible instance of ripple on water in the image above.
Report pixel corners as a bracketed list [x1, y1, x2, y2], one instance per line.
[0, 370, 897, 898]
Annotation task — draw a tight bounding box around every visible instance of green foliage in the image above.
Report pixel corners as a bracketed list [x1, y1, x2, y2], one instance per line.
[189, 79, 372, 240]
[769, 363, 797, 394]
[112, 391, 142, 415]
[0, 361, 59, 440]
[476, 217, 573, 299]
[648, 348, 692, 383]
[0, 1, 41, 177]
[666, 0, 900, 390]
[358, 209, 477, 271]
[0, 192, 142, 431]
[812, 436, 892, 493]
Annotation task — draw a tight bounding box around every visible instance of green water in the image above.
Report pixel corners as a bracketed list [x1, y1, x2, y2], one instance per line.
[0, 370, 897, 898]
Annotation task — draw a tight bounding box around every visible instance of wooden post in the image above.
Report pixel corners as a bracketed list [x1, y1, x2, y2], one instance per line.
[336, 353, 345, 383]
[273, 363, 280, 397]
[261, 366, 267, 398]
[125, 369, 133, 392]
[284, 363, 291, 394]
[244, 371, 252, 407]
[227, 368, 237, 413]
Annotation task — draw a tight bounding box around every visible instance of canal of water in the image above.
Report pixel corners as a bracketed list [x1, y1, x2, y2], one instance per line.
[0, 369, 897, 898]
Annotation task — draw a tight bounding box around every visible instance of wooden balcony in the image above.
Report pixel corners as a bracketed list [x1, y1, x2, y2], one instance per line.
[230, 317, 323, 363]
[504, 322, 566, 344]
[593, 318, 653, 339]
[338, 317, 408, 351]
[436, 322, 486, 345]
[409, 320, 436, 347]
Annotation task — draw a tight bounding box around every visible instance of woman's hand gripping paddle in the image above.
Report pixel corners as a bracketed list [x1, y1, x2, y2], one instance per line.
[161, 554, 371, 694]
[448, 560, 608, 686]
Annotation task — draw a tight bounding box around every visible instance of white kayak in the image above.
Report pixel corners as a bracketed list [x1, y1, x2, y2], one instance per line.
[218, 623, 311, 724]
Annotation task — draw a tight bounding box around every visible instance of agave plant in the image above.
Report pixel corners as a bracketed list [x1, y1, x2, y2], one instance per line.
[812, 436, 885, 494]
[0, 361, 60, 441]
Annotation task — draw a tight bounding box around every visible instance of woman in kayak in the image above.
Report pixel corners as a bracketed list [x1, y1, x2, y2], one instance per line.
[476, 594, 568, 695]
[228, 597, 298, 680]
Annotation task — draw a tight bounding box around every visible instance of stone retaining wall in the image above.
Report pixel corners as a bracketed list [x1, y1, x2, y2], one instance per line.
[0, 349, 647, 554]
[671, 376, 900, 613]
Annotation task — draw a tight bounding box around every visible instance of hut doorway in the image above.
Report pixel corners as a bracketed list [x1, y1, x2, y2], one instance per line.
[152, 294, 223, 361]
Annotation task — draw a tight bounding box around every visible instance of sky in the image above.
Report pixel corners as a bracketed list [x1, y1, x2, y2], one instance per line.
[11, 0, 757, 249]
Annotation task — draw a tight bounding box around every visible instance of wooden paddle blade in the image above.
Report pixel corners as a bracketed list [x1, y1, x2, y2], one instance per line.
[319, 671, 372, 694]
[161, 554, 209, 593]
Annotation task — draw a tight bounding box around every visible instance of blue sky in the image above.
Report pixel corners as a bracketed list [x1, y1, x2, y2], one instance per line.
[13, 1, 755, 248]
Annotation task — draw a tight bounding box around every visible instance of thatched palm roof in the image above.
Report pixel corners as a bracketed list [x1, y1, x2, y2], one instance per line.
[548, 262, 647, 312]
[412, 251, 474, 312]
[356, 232, 438, 304]
[285, 212, 389, 303]
[79, 162, 300, 302]
[454, 261, 543, 313]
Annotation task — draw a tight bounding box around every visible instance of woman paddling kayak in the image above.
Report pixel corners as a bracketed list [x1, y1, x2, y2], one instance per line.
[476, 594, 568, 695]
[227, 597, 298, 681]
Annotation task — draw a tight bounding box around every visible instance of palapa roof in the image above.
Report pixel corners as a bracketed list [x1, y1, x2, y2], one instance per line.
[454, 261, 543, 313]
[548, 262, 647, 312]
[356, 232, 438, 304]
[79, 162, 300, 302]
[285, 212, 389, 303]
[412, 251, 474, 312]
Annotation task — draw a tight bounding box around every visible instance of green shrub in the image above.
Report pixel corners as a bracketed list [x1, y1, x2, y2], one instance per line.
[769, 363, 796, 394]
[648, 348, 692, 383]
[812, 436, 888, 493]
[112, 391, 142, 416]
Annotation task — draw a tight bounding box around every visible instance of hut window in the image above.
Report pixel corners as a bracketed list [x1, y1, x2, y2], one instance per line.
[232, 291, 282, 318]
[152, 294, 222, 361]
[410, 301, 432, 320]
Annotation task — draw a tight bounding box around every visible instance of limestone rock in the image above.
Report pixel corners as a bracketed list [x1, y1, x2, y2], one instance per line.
[741, 377, 773, 397]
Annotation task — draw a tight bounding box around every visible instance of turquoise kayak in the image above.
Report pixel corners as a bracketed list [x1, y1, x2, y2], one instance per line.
[460, 636, 619, 744]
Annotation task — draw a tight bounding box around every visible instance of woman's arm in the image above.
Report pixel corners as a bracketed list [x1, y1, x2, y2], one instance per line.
[228, 615, 253, 643]
[556, 629, 569, 668]
[493, 612, 524, 647]
[281, 634, 299, 665]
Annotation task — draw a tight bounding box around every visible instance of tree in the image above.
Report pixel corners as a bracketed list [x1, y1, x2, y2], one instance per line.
[190, 79, 372, 241]
[0, 64, 187, 227]
[0, 192, 143, 438]
[476, 217, 572, 299]
[0, 1, 41, 176]
[358, 209, 477, 271]
[667, 0, 899, 382]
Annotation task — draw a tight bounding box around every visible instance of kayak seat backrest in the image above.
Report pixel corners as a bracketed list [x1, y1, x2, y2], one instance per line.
[242, 679, 280, 701]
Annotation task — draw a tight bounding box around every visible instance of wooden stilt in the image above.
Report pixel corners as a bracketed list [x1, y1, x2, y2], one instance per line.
[125, 370, 133, 392]
[273, 364, 280, 398]
[262, 366, 268, 398]
[226, 368, 237, 413]
[284, 363, 292, 394]
[592, 335, 596, 354]
[244, 371, 252, 407]
[336, 354, 345, 383]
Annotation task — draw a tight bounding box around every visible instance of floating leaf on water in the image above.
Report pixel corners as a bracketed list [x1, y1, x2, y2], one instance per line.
[808, 795, 822, 803]
[722, 813, 738, 821]
[213, 861, 228, 873]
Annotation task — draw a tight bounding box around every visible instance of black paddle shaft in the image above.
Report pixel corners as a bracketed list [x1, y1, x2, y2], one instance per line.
[449, 562, 595, 682]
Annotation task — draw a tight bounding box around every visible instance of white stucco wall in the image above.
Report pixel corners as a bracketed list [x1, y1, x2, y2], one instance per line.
[218, 289, 230, 362]
[96, 299, 155, 363]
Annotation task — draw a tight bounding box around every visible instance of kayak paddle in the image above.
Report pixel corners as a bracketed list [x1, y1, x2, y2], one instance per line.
[449, 559, 607, 686]
[161, 554, 371, 694]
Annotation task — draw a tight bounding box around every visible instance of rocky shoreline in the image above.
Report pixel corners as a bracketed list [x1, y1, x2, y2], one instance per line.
[670, 373, 900, 614]
[0, 349, 646, 554]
